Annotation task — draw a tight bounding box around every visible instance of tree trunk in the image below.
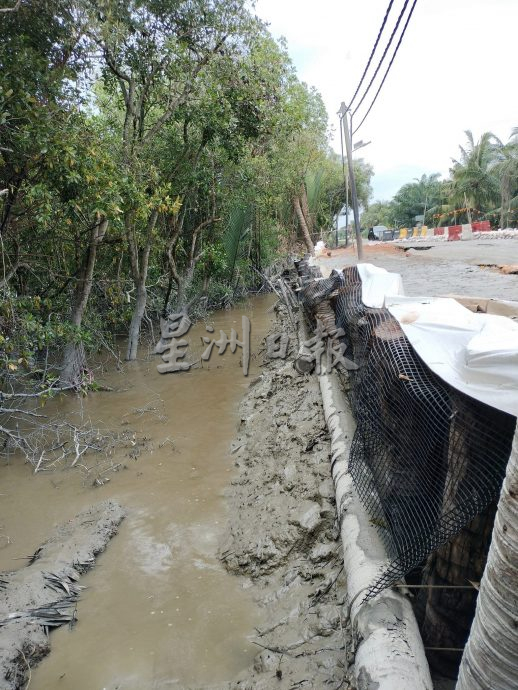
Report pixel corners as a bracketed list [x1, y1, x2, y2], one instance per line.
[60, 217, 108, 387]
[165, 216, 216, 313]
[464, 192, 472, 224]
[500, 178, 510, 229]
[125, 209, 158, 361]
[176, 262, 197, 311]
[418, 507, 496, 678]
[175, 277, 187, 311]
[126, 280, 147, 361]
[293, 195, 314, 255]
[60, 341, 88, 389]
[299, 183, 313, 235]
[456, 422, 518, 690]
[417, 401, 516, 678]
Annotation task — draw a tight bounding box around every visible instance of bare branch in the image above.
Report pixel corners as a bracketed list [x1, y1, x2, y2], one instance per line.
[0, 0, 22, 15]
[0, 407, 47, 418]
[0, 384, 74, 399]
[142, 35, 228, 145]
[0, 261, 30, 288]
[0, 424, 23, 442]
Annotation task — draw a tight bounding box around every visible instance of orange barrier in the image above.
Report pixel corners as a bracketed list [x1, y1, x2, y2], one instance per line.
[472, 221, 491, 232]
[448, 225, 462, 241]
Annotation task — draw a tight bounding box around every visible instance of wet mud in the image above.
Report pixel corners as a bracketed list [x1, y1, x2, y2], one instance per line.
[1, 297, 273, 689]
[0, 295, 350, 689]
[218, 303, 350, 689]
[0, 501, 125, 689]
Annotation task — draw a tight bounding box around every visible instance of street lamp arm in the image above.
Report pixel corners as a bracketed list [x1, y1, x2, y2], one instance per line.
[353, 140, 372, 152]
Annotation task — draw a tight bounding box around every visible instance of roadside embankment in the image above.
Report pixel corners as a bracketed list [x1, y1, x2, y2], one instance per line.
[296, 264, 432, 690]
[318, 365, 432, 690]
[220, 301, 351, 689]
[220, 266, 432, 689]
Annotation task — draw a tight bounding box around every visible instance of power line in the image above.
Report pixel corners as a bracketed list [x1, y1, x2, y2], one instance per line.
[353, 0, 419, 136]
[352, 0, 411, 117]
[348, 0, 396, 110]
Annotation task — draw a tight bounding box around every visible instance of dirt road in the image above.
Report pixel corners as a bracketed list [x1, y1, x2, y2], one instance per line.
[317, 239, 518, 301]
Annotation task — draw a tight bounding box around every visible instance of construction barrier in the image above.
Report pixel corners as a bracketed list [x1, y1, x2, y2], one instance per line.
[311, 266, 517, 602]
[395, 222, 518, 242]
[462, 223, 473, 240]
[448, 225, 462, 241]
[472, 220, 491, 232]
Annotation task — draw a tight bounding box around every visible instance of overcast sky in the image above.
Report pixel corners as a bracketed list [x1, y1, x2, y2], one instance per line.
[254, 0, 518, 200]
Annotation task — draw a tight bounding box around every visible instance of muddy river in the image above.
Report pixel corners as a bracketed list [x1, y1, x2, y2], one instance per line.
[0, 295, 275, 689]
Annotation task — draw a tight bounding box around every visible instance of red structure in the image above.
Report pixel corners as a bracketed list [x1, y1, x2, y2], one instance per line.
[447, 225, 462, 241]
[472, 220, 491, 232]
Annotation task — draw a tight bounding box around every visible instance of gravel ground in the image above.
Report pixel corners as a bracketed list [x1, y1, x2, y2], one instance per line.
[317, 239, 518, 301]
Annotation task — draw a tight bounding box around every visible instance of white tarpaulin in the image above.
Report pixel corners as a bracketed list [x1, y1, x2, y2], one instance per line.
[355, 263, 518, 417]
[357, 263, 404, 308]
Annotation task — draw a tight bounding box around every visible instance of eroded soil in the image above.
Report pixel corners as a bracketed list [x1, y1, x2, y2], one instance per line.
[1, 296, 350, 689]
[219, 306, 350, 688]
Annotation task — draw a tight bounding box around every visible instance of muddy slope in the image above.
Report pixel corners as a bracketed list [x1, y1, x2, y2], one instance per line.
[218, 304, 351, 689]
[0, 501, 125, 690]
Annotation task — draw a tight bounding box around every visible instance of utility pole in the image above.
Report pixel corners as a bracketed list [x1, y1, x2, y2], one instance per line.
[345, 171, 349, 247]
[339, 114, 349, 248]
[340, 102, 364, 261]
[335, 212, 340, 248]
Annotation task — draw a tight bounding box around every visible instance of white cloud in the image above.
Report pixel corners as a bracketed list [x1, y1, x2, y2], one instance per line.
[254, 0, 518, 199]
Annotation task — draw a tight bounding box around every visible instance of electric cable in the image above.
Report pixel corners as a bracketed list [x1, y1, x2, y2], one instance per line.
[348, 0, 396, 110]
[353, 0, 418, 135]
[352, 0, 411, 117]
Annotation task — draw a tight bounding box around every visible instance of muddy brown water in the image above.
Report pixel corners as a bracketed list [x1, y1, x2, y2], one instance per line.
[0, 295, 276, 689]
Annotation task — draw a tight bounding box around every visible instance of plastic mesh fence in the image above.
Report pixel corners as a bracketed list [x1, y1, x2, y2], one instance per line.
[299, 264, 516, 598]
[297, 270, 344, 318]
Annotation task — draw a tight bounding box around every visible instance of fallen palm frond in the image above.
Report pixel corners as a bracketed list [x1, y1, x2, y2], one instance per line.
[0, 501, 125, 688]
[0, 597, 78, 631]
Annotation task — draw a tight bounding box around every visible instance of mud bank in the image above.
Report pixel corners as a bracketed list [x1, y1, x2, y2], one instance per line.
[217, 303, 351, 689]
[0, 501, 124, 689]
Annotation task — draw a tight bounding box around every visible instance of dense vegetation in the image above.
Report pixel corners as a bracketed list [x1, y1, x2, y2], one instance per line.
[5, 1, 512, 461]
[0, 0, 375, 422]
[361, 129, 518, 230]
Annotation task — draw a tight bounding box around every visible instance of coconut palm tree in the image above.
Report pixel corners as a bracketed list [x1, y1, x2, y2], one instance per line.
[490, 129, 518, 228]
[450, 131, 501, 217]
[456, 423, 518, 690]
[392, 173, 442, 228]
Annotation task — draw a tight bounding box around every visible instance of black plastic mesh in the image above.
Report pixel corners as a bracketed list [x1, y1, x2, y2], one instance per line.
[297, 270, 344, 319]
[301, 264, 516, 598]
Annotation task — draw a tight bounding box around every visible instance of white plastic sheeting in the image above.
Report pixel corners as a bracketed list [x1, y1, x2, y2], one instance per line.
[356, 263, 518, 417]
[314, 240, 327, 257]
[357, 262, 404, 308]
